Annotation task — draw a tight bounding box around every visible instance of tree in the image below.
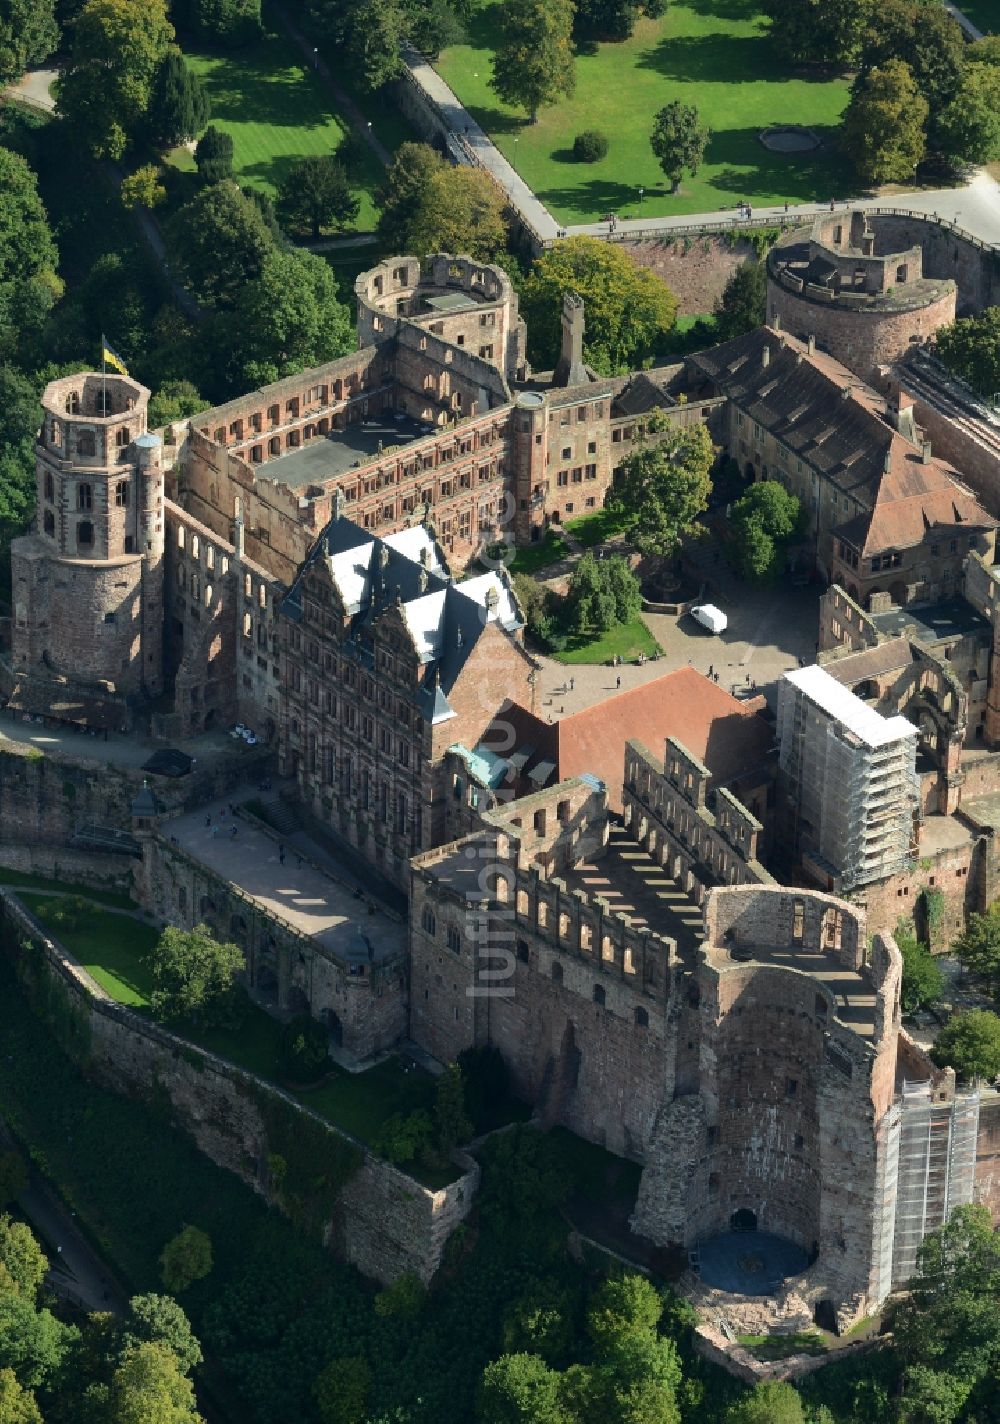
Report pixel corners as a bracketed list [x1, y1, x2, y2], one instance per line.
[930, 1010, 1000, 1083]
[0, 1368, 41, 1424]
[148, 923, 244, 1024]
[374, 141, 446, 248]
[123, 1295, 202, 1375]
[520, 237, 677, 374]
[895, 923, 944, 1014]
[104, 1341, 203, 1424]
[857, 0, 966, 120]
[503, 1281, 577, 1367]
[573, 0, 638, 44]
[190, 0, 261, 46]
[0, 1293, 74, 1391]
[566, 554, 641, 634]
[0, 150, 59, 294]
[0, 0, 59, 87]
[969, 35, 1000, 68]
[166, 181, 273, 308]
[892, 1204, 1000, 1424]
[841, 59, 928, 185]
[728, 480, 803, 583]
[278, 1013, 329, 1083]
[147, 380, 210, 431]
[587, 1274, 664, 1356]
[434, 1063, 473, 1156]
[760, 0, 870, 68]
[57, 0, 175, 160]
[345, 0, 408, 91]
[409, 0, 466, 58]
[953, 905, 1000, 997]
[277, 156, 359, 238]
[935, 308, 1000, 401]
[373, 1270, 426, 1321]
[713, 261, 766, 343]
[491, 0, 575, 124]
[121, 164, 167, 210]
[0, 1219, 46, 1302]
[725, 1381, 805, 1424]
[478, 1353, 565, 1424]
[407, 167, 508, 264]
[146, 48, 210, 149]
[607, 424, 714, 561]
[935, 64, 1000, 169]
[0, 367, 40, 537]
[0, 1155, 26, 1212]
[219, 246, 353, 389]
[312, 1356, 372, 1424]
[650, 101, 708, 192]
[159, 1227, 212, 1294]
[193, 125, 233, 185]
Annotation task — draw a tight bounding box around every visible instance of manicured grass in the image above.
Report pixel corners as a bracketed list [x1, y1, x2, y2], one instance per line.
[959, 1, 997, 32]
[738, 1331, 829, 1359]
[0, 872, 134, 909]
[552, 615, 661, 665]
[436, 0, 854, 224]
[507, 529, 570, 573]
[166, 26, 388, 231]
[18, 894, 158, 1006]
[565, 507, 629, 546]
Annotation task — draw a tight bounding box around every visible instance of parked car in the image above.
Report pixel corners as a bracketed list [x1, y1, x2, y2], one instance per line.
[691, 603, 728, 634]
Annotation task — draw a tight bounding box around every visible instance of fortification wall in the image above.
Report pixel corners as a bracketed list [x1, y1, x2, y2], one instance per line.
[0, 894, 474, 1286]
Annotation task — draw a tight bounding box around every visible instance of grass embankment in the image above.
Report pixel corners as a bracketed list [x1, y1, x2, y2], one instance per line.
[14, 892, 455, 1182]
[437, 0, 853, 224]
[165, 24, 392, 232]
[551, 616, 661, 665]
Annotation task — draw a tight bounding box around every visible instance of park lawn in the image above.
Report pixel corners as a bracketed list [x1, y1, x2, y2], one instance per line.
[565, 507, 629, 546]
[507, 529, 569, 573]
[167, 26, 386, 232]
[18, 894, 158, 1006]
[552, 615, 660, 665]
[436, 0, 854, 224]
[959, 1, 998, 33]
[0, 872, 134, 909]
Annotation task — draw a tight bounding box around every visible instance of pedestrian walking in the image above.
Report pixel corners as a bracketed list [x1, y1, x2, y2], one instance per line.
[230, 824, 238, 838]
[746, 673, 751, 685]
[569, 677, 575, 691]
[278, 844, 285, 865]
[204, 814, 211, 827]
[708, 664, 714, 679]
[616, 675, 621, 689]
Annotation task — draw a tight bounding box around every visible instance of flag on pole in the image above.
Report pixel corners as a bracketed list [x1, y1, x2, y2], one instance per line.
[101, 336, 130, 377]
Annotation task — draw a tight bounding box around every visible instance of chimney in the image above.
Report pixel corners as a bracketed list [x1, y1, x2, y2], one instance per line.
[762, 346, 770, 369]
[921, 440, 932, 464]
[233, 496, 245, 559]
[893, 390, 917, 443]
[807, 335, 816, 356]
[552, 291, 588, 387]
[883, 448, 892, 474]
[332, 485, 343, 521]
[773, 312, 782, 331]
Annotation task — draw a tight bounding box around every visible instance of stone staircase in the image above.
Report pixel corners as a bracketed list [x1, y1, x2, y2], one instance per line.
[259, 797, 300, 837]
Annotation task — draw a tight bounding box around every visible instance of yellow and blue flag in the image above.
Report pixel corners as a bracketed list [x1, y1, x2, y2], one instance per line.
[101, 336, 130, 377]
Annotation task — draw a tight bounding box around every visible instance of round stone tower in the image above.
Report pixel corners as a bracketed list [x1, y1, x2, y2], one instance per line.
[10, 372, 165, 725]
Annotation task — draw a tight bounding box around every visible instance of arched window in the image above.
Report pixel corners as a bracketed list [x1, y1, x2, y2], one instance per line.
[44, 473, 53, 502]
[77, 520, 94, 548]
[551, 960, 563, 984]
[635, 1006, 649, 1027]
[593, 984, 606, 1006]
[65, 392, 80, 414]
[446, 925, 461, 953]
[115, 481, 129, 508]
[76, 431, 95, 458]
[115, 426, 129, 448]
[43, 510, 55, 537]
[77, 483, 92, 511]
[421, 905, 436, 936]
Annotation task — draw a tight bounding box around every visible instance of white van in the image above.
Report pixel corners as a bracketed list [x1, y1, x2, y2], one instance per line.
[691, 603, 728, 634]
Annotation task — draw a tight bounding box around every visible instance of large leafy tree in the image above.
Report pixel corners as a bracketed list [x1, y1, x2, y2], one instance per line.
[159, 1226, 213, 1295]
[935, 308, 1000, 401]
[841, 59, 928, 185]
[190, 0, 261, 46]
[478, 1353, 565, 1424]
[123, 1295, 203, 1376]
[0, 1291, 75, 1392]
[857, 0, 966, 119]
[193, 124, 233, 185]
[277, 156, 359, 238]
[650, 101, 708, 192]
[0, 149, 61, 371]
[166, 181, 273, 308]
[0, 1218, 47, 1302]
[0, 1152, 27, 1212]
[0, 1368, 41, 1424]
[760, 0, 870, 68]
[147, 922, 245, 1024]
[0, 0, 59, 86]
[894, 923, 944, 1014]
[407, 167, 508, 264]
[892, 1204, 1000, 1424]
[57, 0, 175, 159]
[312, 1355, 372, 1424]
[566, 553, 641, 635]
[930, 1009, 1000, 1083]
[936, 64, 1000, 170]
[725, 1381, 805, 1424]
[374, 141, 445, 248]
[606, 423, 714, 560]
[346, 0, 408, 90]
[954, 903, 1000, 997]
[146, 48, 210, 149]
[713, 261, 766, 343]
[491, 0, 575, 124]
[520, 237, 677, 374]
[102, 1341, 204, 1423]
[220, 247, 353, 390]
[727, 479, 804, 583]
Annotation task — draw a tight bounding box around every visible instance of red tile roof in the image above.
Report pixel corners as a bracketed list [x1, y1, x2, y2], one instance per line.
[491, 668, 773, 812]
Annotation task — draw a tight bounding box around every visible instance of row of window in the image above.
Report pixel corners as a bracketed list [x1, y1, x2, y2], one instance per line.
[43, 475, 130, 510]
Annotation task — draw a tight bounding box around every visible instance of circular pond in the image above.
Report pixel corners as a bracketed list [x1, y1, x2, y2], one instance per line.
[696, 1230, 810, 1296]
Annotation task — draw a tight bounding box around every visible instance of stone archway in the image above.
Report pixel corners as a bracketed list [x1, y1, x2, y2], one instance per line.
[731, 1207, 757, 1233]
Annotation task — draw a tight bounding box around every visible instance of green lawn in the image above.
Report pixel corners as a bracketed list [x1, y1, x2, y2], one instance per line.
[565, 507, 629, 546]
[436, 0, 854, 223]
[0, 873, 134, 910]
[507, 529, 570, 573]
[19, 894, 158, 1006]
[737, 1331, 829, 1360]
[552, 615, 660, 665]
[166, 26, 390, 232]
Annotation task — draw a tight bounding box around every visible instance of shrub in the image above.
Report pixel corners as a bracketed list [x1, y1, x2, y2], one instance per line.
[572, 130, 609, 163]
[279, 1014, 329, 1083]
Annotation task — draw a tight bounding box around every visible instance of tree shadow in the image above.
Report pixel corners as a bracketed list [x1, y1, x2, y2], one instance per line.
[464, 0, 505, 52]
[552, 147, 581, 163]
[197, 52, 339, 130]
[463, 103, 525, 136]
[703, 124, 853, 200]
[636, 32, 778, 84]
[534, 175, 662, 216]
[679, 0, 772, 23]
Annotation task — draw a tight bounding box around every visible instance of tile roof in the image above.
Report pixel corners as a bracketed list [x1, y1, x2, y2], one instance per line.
[823, 638, 916, 685]
[483, 668, 773, 812]
[688, 329, 996, 555]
